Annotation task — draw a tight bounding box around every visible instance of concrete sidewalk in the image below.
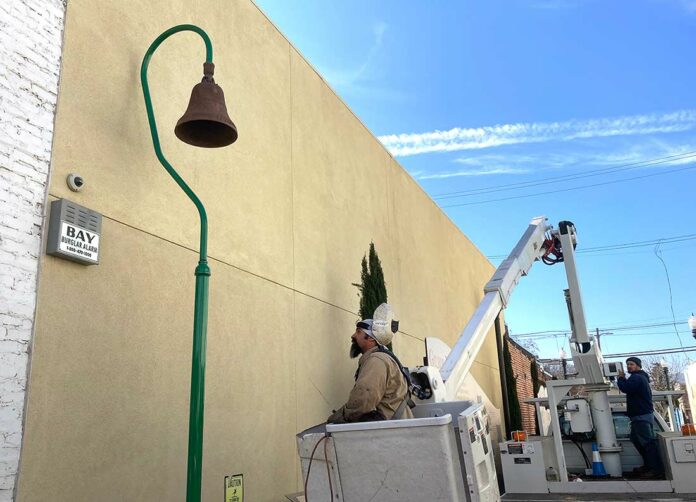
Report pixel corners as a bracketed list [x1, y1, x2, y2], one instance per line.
[502, 494, 696, 501]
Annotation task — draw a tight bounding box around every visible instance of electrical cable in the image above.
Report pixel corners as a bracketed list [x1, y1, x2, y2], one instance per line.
[441, 163, 696, 208]
[589, 330, 690, 337]
[613, 329, 693, 336]
[323, 434, 334, 499]
[433, 150, 696, 200]
[653, 242, 691, 362]
[604, 347, 696, 358]
[538, 345, 696, 362]
[581, 234, 696, 253]
[571, 439, 591, 469]
[516, 312, 693, 334]
[602, 321, 690, 332]
[513, 320, 690, 338]
[513, 330, 692, 342]
[487, 232, 696, 259]
[303, 434, 330, 502]
[576, 242, 696, 259]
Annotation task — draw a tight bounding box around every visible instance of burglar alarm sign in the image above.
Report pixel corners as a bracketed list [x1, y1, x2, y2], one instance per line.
[58, 222, 99, 262]
[46, 199, 102, 265]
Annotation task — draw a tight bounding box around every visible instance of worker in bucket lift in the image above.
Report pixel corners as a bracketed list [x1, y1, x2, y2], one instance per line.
[327, 316, 414, 424]
[617, 356, 664, 478]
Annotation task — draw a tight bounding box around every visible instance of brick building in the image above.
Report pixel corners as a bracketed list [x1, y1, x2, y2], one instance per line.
[506, 336, 544, 435]
[0, 2, 66, 499]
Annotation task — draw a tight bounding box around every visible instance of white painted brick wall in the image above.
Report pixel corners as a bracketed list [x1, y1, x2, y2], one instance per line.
[0, 1, 66, 500]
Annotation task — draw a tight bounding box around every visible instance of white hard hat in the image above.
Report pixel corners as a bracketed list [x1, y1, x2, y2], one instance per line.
[367, 303, 398, 346]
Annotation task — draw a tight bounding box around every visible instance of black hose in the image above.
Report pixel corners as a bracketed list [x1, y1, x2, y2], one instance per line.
[571, 439, 591, 469]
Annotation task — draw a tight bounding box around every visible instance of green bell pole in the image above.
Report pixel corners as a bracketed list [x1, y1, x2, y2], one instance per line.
[140, 24, 237, 502]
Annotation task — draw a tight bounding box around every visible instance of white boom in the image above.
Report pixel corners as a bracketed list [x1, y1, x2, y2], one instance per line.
[440, 216, 552, 399]
[433, 216, 622, 478]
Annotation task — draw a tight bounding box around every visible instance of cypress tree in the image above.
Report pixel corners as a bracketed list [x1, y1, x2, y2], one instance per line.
[503, 337, 523, 433]
[352, 242, 390, 349]
[353, 242, 388, 319]
[357, 255, 370, 319]
[530, 359, 541, 435]
[531, 359, 540, 398]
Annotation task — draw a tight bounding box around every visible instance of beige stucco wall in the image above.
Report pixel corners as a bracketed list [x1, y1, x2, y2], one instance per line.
[18, 1, 501, 500]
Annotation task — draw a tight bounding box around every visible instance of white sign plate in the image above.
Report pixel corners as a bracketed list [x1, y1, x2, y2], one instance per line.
[58, 221, 100, 263]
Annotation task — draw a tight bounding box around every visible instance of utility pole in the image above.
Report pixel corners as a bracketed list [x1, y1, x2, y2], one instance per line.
[660, 359, 671, 390]
[594, 329, 612, 351]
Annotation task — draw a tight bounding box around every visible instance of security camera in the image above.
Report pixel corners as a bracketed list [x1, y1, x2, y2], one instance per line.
[67, 173, 84, 192]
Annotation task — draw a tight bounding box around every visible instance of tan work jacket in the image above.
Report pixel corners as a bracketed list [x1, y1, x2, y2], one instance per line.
[328, 347, 413, 423]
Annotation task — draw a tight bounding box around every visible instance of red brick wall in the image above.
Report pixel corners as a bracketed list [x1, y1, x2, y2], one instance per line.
[507, 337, 537, 435]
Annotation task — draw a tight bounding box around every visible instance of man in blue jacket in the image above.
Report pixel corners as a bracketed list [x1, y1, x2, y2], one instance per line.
[617, 356, 663, 477]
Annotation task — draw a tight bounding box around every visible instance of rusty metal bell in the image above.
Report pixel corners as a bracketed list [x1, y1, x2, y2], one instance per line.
[175, 62, 238, 148]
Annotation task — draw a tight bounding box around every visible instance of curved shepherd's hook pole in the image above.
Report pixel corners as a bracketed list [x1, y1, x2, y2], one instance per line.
[140, 24, 213, 502]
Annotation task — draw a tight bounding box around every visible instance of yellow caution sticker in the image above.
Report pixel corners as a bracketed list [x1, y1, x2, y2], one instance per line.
[225, 474, 244, 502]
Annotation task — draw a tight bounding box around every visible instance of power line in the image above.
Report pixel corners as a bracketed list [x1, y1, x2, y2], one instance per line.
[595, 330, 690, 337]
[597, 347, 695, 359]
[440, 163, 696, 208]
[512, 320, 689, 338]
[654, 242, 691, 359]
[609, 331, 692, 338]
[538, 345, 696, 362]
[608, 321, 690, 332]
[433, 150, 696, 200]
[567, 242, 696, 259]
[486, 232, 696, 259]
[513, 330, 692, 341]
[582, 234, 696, 253]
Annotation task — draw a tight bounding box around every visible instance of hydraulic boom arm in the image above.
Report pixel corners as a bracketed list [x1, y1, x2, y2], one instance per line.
[441, 216, 555, 399]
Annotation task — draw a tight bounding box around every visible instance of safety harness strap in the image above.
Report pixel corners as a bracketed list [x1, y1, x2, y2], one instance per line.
[377, 346, 416, 417]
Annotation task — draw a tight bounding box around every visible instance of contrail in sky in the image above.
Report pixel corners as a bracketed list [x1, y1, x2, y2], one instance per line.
[378, 110, 696, 157]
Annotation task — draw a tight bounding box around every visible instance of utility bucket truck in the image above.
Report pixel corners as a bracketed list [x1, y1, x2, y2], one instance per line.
[294, 217, 696, 501]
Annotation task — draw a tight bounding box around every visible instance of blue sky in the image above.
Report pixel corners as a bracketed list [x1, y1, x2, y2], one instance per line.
[255, 0, 696, 364]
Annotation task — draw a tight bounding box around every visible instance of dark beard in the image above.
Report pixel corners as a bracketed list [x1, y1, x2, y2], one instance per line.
[350, 339, 362, 359]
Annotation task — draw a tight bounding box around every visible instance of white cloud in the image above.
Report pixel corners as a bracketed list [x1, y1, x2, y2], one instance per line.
[454, 153, 571, 167]
[379, 110, 696, 157]
[417, 166, 530, 180]
[325, 22, 386, 87]
[316, 22, 409, 103]
[410, 139, 696, 181]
